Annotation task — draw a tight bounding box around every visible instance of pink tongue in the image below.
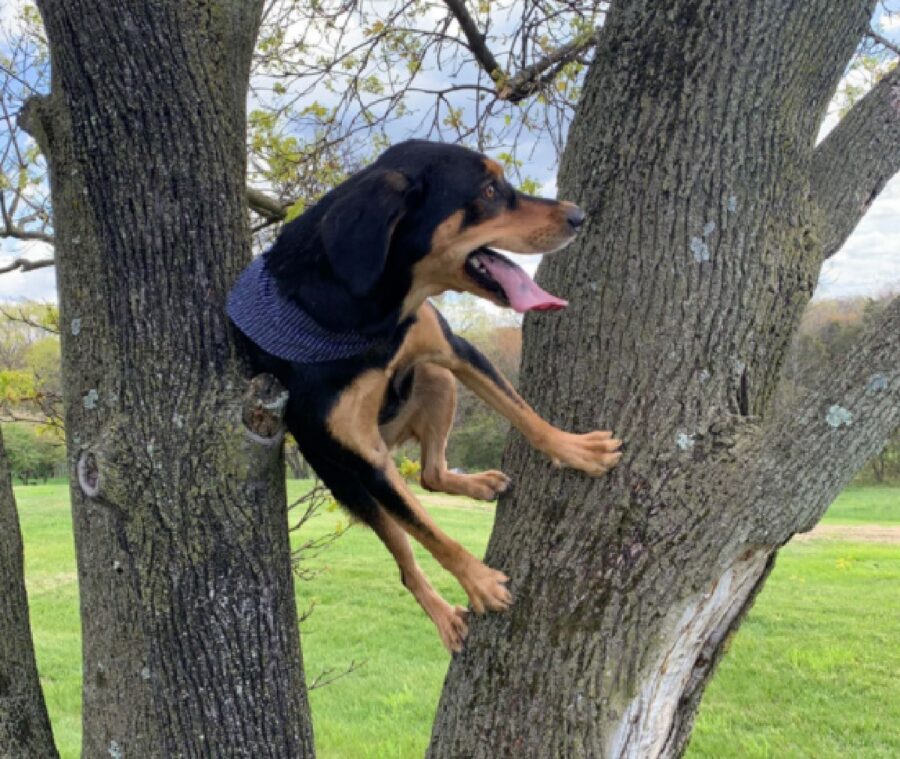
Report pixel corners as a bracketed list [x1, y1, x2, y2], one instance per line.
[477, 253, 568, 313]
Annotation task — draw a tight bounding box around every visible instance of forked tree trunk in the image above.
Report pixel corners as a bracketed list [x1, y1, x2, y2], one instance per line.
[0, 429, 59, 758]
[21, 2, 314, 755]
[429, 1, 899, 757]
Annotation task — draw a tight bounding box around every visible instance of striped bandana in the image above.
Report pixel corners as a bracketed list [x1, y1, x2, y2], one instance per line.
[227, 256, 380, 363]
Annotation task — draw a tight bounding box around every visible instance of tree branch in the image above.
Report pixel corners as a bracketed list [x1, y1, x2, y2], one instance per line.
[0, 226, 54, 245]
[498, 32, 600, 103]
[442, 0, 503, 80]
[442, 0, 601, 101]
[247, 186, 287, 221]
[307, 659, 366, 691]
[0, 188, 285, 272]
[811, 65, 900, 260]
[867, 26, 900, 57]
[0, 256, 55, 274]
[755, 296, 900, 532]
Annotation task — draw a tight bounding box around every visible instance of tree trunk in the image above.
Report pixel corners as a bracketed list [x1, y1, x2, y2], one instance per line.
[22, 2, 314, 755]
[0, 427, 59, 758]
[429, 1, 898, 757]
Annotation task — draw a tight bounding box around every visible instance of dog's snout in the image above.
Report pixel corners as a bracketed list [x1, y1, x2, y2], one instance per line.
[566, 206, 586, 230]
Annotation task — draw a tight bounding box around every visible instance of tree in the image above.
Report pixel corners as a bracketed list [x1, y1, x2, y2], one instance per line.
[5, 1, 314, 755]
[427, 2, 900, 756]
[0, 424, 57, 758]
[0, 2, 898, 758]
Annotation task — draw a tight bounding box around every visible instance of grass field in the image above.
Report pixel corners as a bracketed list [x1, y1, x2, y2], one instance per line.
[14, 481, 900, 758]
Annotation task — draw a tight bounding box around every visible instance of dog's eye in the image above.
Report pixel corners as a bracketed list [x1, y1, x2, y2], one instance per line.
[483, 185, 496, 200]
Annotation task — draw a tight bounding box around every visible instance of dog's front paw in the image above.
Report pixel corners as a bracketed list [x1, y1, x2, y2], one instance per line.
[434, 604, 470, 653]
[545, 430, 622, 476]
[459, 560, 512, 615]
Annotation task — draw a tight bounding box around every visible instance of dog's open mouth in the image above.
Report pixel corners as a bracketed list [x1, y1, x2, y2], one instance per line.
[463, 248, 568, 313]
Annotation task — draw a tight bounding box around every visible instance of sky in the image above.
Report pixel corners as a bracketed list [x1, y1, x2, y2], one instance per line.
[1, 3, 898, 304]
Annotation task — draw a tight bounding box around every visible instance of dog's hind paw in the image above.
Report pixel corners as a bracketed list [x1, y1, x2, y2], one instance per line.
[422, 468, 511, 501]
[462, 469, 511, 500]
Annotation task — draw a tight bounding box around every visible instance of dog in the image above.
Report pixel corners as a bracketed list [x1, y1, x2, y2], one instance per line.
[228, 140, 621, 651]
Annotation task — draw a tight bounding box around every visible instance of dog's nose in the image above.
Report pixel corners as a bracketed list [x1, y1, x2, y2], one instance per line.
[566, 205, 586, 230]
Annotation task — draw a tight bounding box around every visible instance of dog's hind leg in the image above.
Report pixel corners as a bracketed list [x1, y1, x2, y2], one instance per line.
[370, 508, 469, 652]
[325, 369, 511, 614]
[380, 363, 510, 501]
[296, 441, 472, 648]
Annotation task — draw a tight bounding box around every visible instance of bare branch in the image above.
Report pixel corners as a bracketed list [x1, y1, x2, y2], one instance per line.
[0, 187, 283, 265]
[442, 0, 503, 81]
[0, 304, 60, 333]
[442, 0, 601, 103]
[811, 65, 900, 260]
[0, 256, 55, 274]
[867, 26, 900, 57]
[307, 659, 366, 691]
[247, 186, 287, 221]
[289, 482, 347, 582]
[498, 31, 600, 103]
[0, 220, 54, 244]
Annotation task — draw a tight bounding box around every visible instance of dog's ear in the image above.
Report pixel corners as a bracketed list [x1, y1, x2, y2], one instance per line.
[320, 169, 411, 296]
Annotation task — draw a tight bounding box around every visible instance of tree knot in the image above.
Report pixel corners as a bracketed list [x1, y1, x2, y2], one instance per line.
[242, 373, 289, 440]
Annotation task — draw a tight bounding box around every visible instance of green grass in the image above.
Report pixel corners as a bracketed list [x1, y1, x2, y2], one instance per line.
[820, 485, 900, 524]
[13, 483, 899, 758]
[687, 539, 900, 758]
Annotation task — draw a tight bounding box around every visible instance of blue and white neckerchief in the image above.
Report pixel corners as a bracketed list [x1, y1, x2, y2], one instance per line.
[227, 255, 381, 363]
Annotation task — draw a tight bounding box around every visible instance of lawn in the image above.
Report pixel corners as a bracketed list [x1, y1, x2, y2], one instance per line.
[14, 482, 900, 758]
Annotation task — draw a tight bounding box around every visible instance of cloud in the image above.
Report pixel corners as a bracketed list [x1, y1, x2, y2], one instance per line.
[814, 173, 900, 299]
[0, 239, 57, 301]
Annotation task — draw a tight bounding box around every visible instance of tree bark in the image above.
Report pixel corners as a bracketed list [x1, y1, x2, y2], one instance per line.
[428, 1, 895, 757]
[811, 65, 900, 260]
[22, 2, 314, 756]
[0, 427, 59, 759]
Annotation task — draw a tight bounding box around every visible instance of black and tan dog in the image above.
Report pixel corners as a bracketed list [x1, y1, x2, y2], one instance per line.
[228, 140, 621, 651]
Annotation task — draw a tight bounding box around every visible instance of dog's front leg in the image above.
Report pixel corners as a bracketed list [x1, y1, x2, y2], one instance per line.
[442, 336, 622, 476]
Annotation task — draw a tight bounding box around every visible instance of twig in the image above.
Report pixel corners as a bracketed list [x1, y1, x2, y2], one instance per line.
[0, 304, 60, 333]
[308, 659, 366, 691]
[867, 26, 900, 57]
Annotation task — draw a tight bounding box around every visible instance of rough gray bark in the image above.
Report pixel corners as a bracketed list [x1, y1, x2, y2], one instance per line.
[0, 428, 59, 759]
[21, 2, 314, 756]
[428, 1, 897, 757]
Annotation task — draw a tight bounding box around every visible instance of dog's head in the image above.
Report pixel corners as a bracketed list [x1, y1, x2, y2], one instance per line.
[316, 141, 584, 315]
